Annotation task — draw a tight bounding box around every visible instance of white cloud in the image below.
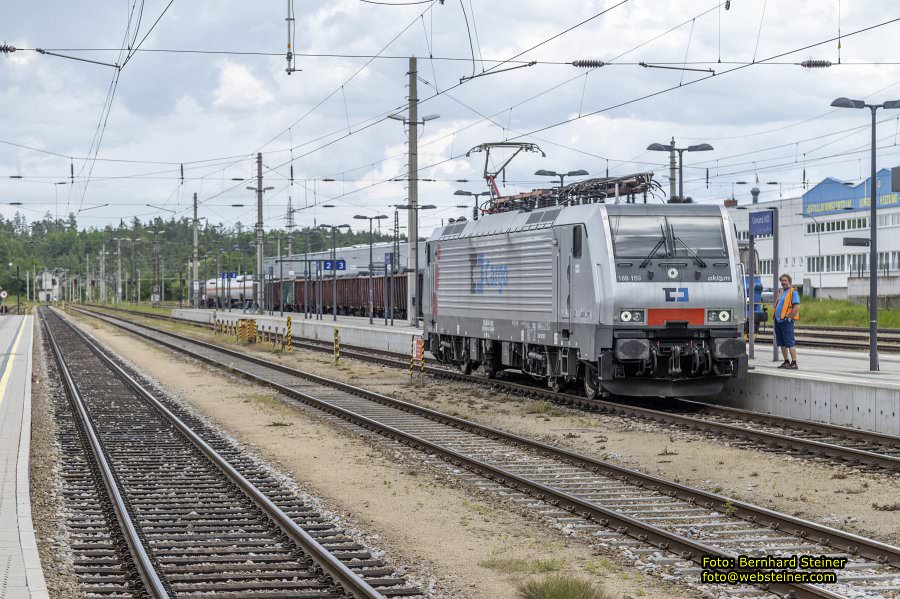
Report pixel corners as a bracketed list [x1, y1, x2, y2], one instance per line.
[213, 61, 273, 109]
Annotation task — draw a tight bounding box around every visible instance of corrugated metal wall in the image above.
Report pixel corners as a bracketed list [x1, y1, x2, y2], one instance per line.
[436, 231, 555, 315]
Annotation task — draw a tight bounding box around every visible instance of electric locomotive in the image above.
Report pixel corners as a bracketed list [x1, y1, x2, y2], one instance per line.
[423, 174, 748, 398]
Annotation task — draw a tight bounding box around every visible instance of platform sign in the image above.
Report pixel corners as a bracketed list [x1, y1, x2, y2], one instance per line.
[384, 253, 393, 268]
[221, 271, 237, 279]
[322, 259, 347, 271]
[749, 210, 774, 237]
[843, 237, 871, 247]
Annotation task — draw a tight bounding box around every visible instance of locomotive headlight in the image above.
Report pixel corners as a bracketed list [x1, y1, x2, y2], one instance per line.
[619, 309, 644, 323]
[707, 309, 732, 322]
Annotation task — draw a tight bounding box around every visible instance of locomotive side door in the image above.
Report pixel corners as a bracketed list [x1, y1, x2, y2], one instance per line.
[556, 225, 573, 334]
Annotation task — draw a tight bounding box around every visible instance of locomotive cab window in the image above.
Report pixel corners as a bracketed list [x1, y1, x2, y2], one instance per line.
[609, 215, 667, 258]
[667, 217, 727, 258]
[572, 225, 583, 258]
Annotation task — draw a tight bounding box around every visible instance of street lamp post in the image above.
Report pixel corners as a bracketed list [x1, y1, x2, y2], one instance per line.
[830, 97, 900, 371]
[388, 104, 440, 326]
[146, 229, 165, 307]
[797, 213, 823, 294]
[246, 154, 274, 315]
[646, 139, 714, 202]
[534, 169, 589, 203]
[318, 223, 351, 321]
[395, 204, 436, 325]
[453, 189, 492, 220]
[353, 215, 388, 324]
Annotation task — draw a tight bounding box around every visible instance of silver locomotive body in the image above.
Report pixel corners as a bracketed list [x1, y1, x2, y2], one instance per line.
[423, 202, 747, 397]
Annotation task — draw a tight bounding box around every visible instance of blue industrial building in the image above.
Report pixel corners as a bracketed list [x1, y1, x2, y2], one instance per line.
[729, 168, 900, 301]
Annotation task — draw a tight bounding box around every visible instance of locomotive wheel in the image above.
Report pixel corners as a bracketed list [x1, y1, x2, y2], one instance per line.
[583, 364, 600, 400]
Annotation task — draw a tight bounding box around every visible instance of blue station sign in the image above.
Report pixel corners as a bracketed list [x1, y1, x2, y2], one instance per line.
[749, 210, 774, 237]
[322, 259, 346, 271]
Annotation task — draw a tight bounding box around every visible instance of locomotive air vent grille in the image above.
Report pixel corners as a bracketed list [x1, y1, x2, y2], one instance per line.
[525, 208, 562, 224]
[440, 223, 467, 237]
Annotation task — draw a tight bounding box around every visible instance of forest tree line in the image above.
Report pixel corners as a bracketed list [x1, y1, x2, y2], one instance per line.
[0, 211, 397, 300]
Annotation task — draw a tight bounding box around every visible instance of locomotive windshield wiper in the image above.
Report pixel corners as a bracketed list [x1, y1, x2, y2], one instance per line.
[638, 224, 669, 268]
[672, 236, 707, 268]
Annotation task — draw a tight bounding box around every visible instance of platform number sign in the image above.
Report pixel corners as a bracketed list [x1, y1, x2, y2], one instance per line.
[323, 259, 346, 271]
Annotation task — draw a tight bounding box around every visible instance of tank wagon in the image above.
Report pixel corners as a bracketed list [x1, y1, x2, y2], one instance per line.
[423, 175, 748, 398]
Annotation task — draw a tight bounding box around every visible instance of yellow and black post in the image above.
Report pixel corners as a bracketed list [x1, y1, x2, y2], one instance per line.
[286, 316, 292, 352]
[333, 327, 340, 365]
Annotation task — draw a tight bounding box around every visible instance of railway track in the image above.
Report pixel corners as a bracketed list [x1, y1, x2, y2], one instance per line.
[40, 307, 420, 598]
[71, 306, 900, 599]
[82, 305, 900, 472]
[753, 327, 900, 353]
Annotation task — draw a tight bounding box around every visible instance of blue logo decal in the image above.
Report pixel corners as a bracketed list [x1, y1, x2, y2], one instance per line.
[472, 254, 509, 295]
[663, 287, 689, 302]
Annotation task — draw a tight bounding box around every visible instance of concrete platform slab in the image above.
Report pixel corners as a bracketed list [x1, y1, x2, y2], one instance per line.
[0, 315, 48, 599]
[173, 308, 423, 355]
[716, 348, 900, 436]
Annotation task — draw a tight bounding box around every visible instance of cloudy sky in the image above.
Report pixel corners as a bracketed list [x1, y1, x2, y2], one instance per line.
[2, 0, 900, 235]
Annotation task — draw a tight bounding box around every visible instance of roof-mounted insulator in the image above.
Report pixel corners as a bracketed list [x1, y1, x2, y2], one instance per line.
[0, 43, 16, 54]
[572, 59, 605, 68]
[800, 59, 832, 68]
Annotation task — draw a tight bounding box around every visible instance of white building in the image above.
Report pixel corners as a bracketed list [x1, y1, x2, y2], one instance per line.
[727, 168, 900, 300]
[34, 270, 60, 302]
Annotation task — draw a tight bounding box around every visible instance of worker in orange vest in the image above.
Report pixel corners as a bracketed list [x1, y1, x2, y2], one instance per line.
[774, 273, 801, 369]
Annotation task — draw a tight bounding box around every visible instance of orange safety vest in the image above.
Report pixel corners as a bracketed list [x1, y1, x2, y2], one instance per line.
[775, 287, 799, 321]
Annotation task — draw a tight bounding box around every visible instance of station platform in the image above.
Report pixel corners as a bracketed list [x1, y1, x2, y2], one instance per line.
[717, 346, 900, 436]
[172, 308, 422, 355]
[0, 315, 49, 599]
[170, 308, 898, 435]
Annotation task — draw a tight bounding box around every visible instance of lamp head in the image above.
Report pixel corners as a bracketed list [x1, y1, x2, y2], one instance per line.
[831, 97, 865, 109]
[419, 204, 437, 210]
[883, 100, 900, 110]
[387, 113, 405, 121]
[646, 142, 673, 152]
[422, 114, 440, 122]
[534, 169, 558, 177]
[687, 143, 713, 152]
[353, 215, 368, 220]
[566, 169, 589, 176]
[454, 190, 472, 196]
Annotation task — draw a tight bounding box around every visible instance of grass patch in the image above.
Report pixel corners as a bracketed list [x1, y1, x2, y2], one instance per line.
[525, 401, 562, 416]
[796, 298, 900, 329]
[479, 557, 565, 575]
[517, 574, 606, 599]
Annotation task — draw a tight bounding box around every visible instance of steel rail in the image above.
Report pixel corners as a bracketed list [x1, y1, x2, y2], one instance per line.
[79, 305, 900, 470]
[72, 307, 900, 590]
[53, 309, 385, 599]
[271, 338, 900, 471]
[40, 309, 171, 598]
